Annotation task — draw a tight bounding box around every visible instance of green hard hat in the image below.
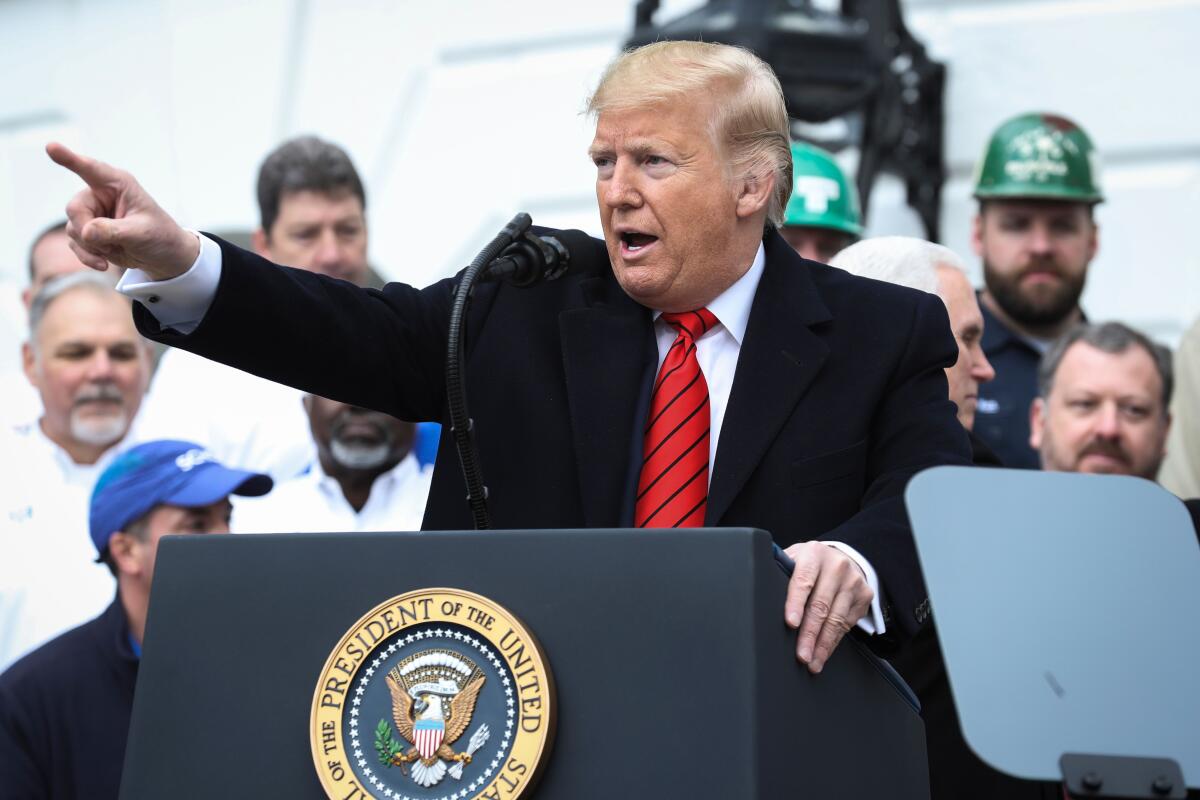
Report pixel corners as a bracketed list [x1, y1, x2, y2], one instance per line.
[783, 141, 863, 237]
[973, 112, 1104, 203]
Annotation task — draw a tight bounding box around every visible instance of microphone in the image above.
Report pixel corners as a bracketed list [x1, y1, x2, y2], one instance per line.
[484, 231, 571, 287]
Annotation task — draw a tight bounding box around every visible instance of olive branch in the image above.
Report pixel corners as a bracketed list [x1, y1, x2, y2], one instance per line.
[374, 718, 404, 769]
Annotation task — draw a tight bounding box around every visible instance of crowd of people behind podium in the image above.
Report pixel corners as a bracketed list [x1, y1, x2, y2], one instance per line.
[0, 91, 1198, 799]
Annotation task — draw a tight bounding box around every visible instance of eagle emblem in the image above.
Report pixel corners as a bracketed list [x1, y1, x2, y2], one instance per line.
[311, 589, 555, 800]
[379, 649, 492, 788]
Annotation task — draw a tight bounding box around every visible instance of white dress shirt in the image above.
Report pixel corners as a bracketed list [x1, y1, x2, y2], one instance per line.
[0, 282, 44, 428]
[0, 370, 42, 429]
[232, 453, 432, 534]
[652, 245, 884, 634]
[136, 346, 315, 483]
[0, 419, 127, 669]
[120, 236, 885, 633]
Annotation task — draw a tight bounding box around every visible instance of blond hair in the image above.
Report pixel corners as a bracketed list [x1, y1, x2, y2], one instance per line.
[587, 41, 792, 227]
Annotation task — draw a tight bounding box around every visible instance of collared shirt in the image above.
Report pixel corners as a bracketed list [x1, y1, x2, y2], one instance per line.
[652, 245, 764, 474]
[232, 453, 432, 534]
[0, 420, 127, 669]
[974, 298, 1053, 470]
[136, 346, 316, 483]
[651, 244, 883, 634]
[120, 235, 883, 633]
[0, 370, 42, 429]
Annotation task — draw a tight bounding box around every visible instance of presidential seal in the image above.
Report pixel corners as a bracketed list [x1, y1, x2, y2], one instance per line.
[311, 589, 555, 800]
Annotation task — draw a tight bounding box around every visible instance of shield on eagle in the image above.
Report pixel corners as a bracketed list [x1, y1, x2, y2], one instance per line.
[413, 718, 445, 759]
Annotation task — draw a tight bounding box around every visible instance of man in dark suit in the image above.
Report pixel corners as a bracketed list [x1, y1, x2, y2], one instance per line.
[827, 235, 1049, 798]
[48, 40, 970, 671]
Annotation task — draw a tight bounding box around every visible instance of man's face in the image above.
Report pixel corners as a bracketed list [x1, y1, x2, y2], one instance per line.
[258, 189, 368, 285]
[23, 290, 152, 449]
[779, 226, 855, 265]
[128, 499, 233, 584]
[936, 266, 995, 430]
[590, 99, 758, 312]
[973, 200, 1097, 327]
[304, 395, 414, 473]
[22, 231, 91, 309]
[1031, 342, 1169, 479]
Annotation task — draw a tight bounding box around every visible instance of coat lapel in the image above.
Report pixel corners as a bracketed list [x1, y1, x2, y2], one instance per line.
[706, 233, 833, 525]
[559, 273, 656, 527]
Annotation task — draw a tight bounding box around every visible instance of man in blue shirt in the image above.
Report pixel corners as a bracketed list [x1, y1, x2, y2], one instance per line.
[970, 112, 1103, 469]
[0, 440, 271, 799]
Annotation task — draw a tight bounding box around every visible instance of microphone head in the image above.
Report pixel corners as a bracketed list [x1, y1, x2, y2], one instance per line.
[532, 227, 607, 280]
[538, 236, 570, 283]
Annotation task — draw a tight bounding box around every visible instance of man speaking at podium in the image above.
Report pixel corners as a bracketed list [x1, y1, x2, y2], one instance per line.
[48, 41, 970, 673]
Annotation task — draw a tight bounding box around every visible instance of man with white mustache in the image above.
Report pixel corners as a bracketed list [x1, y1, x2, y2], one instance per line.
[233, 396, 430, 534]
[0, 272, 153, 669]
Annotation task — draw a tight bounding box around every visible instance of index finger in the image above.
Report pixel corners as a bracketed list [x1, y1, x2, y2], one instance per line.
[46, 142, 122, 189]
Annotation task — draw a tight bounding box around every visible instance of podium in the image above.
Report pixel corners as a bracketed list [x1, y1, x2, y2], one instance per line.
[120, 528, 929, 798]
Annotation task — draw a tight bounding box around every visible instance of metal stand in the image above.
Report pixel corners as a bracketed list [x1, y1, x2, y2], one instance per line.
[444, 213, 533, 529]
[1062, 754, 1186, 799]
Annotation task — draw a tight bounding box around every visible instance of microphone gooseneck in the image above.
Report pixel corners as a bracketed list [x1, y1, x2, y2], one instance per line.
[447, 213, 577, 529]
[445, 213, 533, 529]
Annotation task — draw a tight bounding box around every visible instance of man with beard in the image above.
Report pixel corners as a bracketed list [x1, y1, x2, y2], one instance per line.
[233, 396, 430, 533]
[0, 272, 153, 668]
[971, 112, 1103, 469]
[1031, 321, 1171, 480]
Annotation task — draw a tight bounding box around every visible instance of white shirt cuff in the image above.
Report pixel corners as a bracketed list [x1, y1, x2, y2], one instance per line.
[116, 231, 222, 335]
[824, 541, 886, 635]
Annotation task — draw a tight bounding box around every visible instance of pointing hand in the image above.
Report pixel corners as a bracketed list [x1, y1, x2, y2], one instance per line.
[46, 142, 199, 281]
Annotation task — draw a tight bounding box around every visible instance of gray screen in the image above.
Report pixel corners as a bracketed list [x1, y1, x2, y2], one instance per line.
[906, 467, 1200, 785]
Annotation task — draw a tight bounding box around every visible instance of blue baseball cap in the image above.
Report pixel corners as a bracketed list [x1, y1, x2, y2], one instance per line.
[89, 440, 273, 556]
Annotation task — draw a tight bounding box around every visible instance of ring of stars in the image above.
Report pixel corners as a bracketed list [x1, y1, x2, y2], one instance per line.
[344, 626, 518, 800]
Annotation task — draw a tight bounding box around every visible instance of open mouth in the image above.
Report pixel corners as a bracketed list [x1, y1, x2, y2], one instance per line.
[619, 231, 659, 256]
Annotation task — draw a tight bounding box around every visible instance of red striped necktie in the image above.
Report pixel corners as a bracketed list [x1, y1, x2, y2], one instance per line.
[635, 308, 719, 528]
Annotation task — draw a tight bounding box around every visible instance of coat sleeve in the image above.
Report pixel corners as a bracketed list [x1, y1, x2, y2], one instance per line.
[131, 235, 488, 423]
[820, 290, 973, 646]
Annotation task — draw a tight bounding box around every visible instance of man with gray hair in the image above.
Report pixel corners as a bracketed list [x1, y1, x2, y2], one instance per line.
[0, 272, 153, 668]
[832, 236, 1024, 798]
[1031, 321, 1172, 480]
[49, 39, 971, 672]
[831, 237, 996, 435]
[1, 220, 116, 427]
